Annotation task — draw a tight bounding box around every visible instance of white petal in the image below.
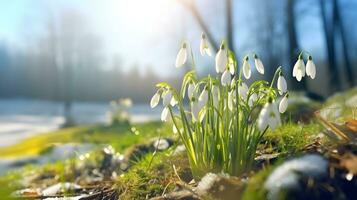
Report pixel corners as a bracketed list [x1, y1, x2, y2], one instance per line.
[277, 75, 287, 95]
[187, 83, 195, 100]
[243, 60, 251, 79]
[238, 82, 249, 100]
[293, 59, 302, 77]
[215, 49, 227, 73]
[258, 103, 270, 131]
[200, 36, 211, 57]
[199, 90, 208, 105]
[162, 91, 172, 107]
[221, 70, 231, 86]
[191, 101, 203, 122]
[228, 57, 235, 75]
[296, 70, 303, 82]
[161, 107, 170, 122]
[306, 60, 316, 79]
[248, 93, 257, 107]
[279, 96, 288, 113]
[255, 58, 265, 74]
[268, 104, 281, 130]
[228, 91, 235, 111]
[175, 47, 187, 68]
[170, 96, 178, 107]
[294, 59, 306, 77]
[150, 92, 160, 108]
[172, 124, 178, 134]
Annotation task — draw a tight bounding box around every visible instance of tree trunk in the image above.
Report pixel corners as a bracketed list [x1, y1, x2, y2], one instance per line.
[287, 0, 306, 90]
[335, 0, 355, 87]
[182, 1, 219, 52]
[319, 0, 340, 92]
[225, 0, 235, 53]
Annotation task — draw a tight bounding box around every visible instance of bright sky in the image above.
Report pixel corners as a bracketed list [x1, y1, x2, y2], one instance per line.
[0, 0, 335, 75]
[0, 0, 195, 75]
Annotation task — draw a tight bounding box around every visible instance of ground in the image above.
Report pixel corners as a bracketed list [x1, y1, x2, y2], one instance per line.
[0, 88, 356, 200]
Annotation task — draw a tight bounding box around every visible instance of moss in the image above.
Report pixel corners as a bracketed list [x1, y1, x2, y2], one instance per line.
[0, 121, 171, 158]
[262, 122, 324, 154]
[116, 150, 189, 200]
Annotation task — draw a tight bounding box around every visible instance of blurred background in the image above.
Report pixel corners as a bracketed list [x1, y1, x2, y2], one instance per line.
[0, 0, 356, 145]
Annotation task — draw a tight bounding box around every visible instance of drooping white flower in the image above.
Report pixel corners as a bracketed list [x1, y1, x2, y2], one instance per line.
[306, 57, 316, 79]
[228, 91, 236, 111]
[238, 82, 249, 101]
[162, 90, 172, 107]
[175, 42, 188, 68]
[228, 57, 235, 75]
[199, 89, 208, 105]
[215, 43, 227, 73]
[242, 56, 251, 79]
[221, 70, 231, 86]
[170, 96, 178, 107]
[257, 102, 281, 131]
[277, 73, 287, 95]
[172, 124, 178, 134]
[254, 55, 264, 75]
[191, 100, 204, 122]
[279, 95, 289, 113]
[187, 83, 196, 100]
[248, 93, 258, 107]
[161, 107, 170, 122]
[200, 33, 211, 56]
[150, 92, 160, 108]
[293, 57, 305, 82]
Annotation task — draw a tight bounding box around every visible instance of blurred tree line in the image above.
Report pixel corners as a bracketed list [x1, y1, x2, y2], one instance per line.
[0, 0, 356, 114]
[182, 0, 356, 93]
[0, 10, 180, 108]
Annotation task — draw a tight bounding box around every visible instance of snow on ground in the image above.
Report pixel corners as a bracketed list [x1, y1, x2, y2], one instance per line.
[0, 99, 161, 147]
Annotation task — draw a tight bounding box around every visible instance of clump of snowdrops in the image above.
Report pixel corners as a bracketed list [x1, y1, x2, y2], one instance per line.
[109, 98, 132, 125]
[151, 34, 316, 177]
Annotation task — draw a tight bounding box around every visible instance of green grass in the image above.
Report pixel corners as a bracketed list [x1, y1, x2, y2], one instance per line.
[116, 149, 189, 200]
[263, 122, 324, 154]
[0, 122, 171, 158]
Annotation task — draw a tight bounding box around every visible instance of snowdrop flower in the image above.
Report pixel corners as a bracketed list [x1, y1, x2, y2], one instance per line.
[161, 107, 170, 122]
[293, 56, 305, 81]
[162, 90, 172, 107]
[170, 96, 178, 107]
[215, 43, 227, 73]
[172, 124, 178, 134]
[238, 82, 249, 101]
[242, 56, 251, 79]
[187, 83, 196, 100]
[279, 94, 289, 113]
[306, 56, 316, 79]
[150, 91, 161, 108]
[228, 57, 235, 75]
[221, 70, 231, 86]
[258, 101, 281, 131]
[248, 93, 258, 107]
[175, 42, 188, 68]
[254, 54, 264, 75]
[228, 91, 236, 111]
[199, 89, 208, 105]
[200, 33, 211, 56]
[191, 99, 204, 122]
[277, 72, 287, 95]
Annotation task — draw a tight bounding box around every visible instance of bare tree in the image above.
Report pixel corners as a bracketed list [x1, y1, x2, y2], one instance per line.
[319, 0, 340, 92]
[334, 0, 355, 87]
[287, 0, 307, 90]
